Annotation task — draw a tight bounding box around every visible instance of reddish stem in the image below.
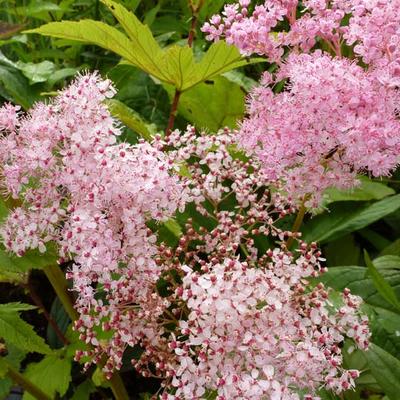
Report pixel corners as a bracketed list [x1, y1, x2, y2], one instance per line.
[26, 276, 70, 346]
[165, 1, 203, 136]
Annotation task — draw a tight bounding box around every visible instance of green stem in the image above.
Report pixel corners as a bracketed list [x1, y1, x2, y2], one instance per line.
[43, 265, 130, 400]
[5, 361, 52, 400]
[108, 373, 129, 400]
[43, 265, 78, 321]
[286, 204, 307, 249]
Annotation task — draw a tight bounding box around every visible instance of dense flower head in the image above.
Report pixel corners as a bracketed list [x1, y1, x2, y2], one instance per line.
[203, 0, 400, 207]
[343, 0, 400, 87]
[0, 73, 186, 374]
[166, 252, 368, 400]
[239, 51, 400, 206]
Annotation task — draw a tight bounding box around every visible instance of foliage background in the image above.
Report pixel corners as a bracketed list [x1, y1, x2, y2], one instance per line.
[0, 0, 398, 399]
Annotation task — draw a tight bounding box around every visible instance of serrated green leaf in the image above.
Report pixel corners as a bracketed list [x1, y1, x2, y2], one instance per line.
[364, 343, 400, 400]
[0, 303, 36, 313]
[0, 308, 51, 354]
[364, 251, 400, 312]
[25, 20, 136, 66]
[302, 194, 400, 243]
[26, 1, 264, 91]
[23, 354, 72, 400]
[318, 262, 400, 314]
[105, 99, 157, 140]
[101, 0, 167, 80]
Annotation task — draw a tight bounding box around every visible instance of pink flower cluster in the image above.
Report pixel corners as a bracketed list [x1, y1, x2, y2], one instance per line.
[154, 130, 368, 399]
[168, 252, 368, 400]
[0, 73, 185, 375]
[344, 0, 400, 87]
[203, 0, 400, 206]
[239, 52, 400, 206]
[0, 77, 371, 398]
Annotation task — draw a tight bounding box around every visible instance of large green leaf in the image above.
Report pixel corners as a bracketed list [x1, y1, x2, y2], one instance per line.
[23, 354, 72, 400]
[319, 260, 400, 356]
[364, 343, 400, 400]
[319, 265, 400, 311]
[105, 99, 157, 141]
[324, 177, 395, 203]
[364, 251, 400, 312]
[302, 194, 400, 243]
[100, 0, 167, 81]
[0, 65, 40, 109]
[26, 0, 264, 91]
[0, 304, 51, 355]
[25, 20, 136, 66]
[16, 60, 56, 84]
[165, 75, 246, 131]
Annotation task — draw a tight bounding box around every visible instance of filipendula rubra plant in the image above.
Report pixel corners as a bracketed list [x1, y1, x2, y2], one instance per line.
[1, 0, 400, 397]
[0, 76, 369, 399]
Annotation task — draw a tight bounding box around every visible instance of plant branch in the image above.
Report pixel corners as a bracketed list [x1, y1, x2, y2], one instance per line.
[165, 0, 204, 136]
[5, 361, 52, 400]
[26, 275, 69, 346]
[43, 264, 78, 321]
[43, 266, 129, 399]
[285, 203, 307, 249]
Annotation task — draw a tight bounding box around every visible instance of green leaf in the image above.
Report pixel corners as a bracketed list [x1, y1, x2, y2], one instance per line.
[324, 177, 395, 203]
[0, 65, 40, 109]
[46, 67, 82, 87]
[25, 20, 137, 67]
[0, 244, 58, 273]
[162, 219, 183, 239]
[165, 75, 246, 131]
[16, 61, 56, 84]
[100, 0, 167, 80]
[364, 343, 400, 400]
[105, 99, 157, 140]
[0, 303, 36, 313]
[26, 1, 264, 91]
[318, 265, 400, 312]
[71, 380, 96, 400]
[0, 306, 51, 354]
[373, 255, 400, 270]
[222, 70, 258, 92]
[364, 250, 400, 312]
[380, 239, 400, 257]
[187, 41, 264, 91]
[23, 354, 72, 400]
[302, 194, 400, 243]
[91, 367, 110, 388]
